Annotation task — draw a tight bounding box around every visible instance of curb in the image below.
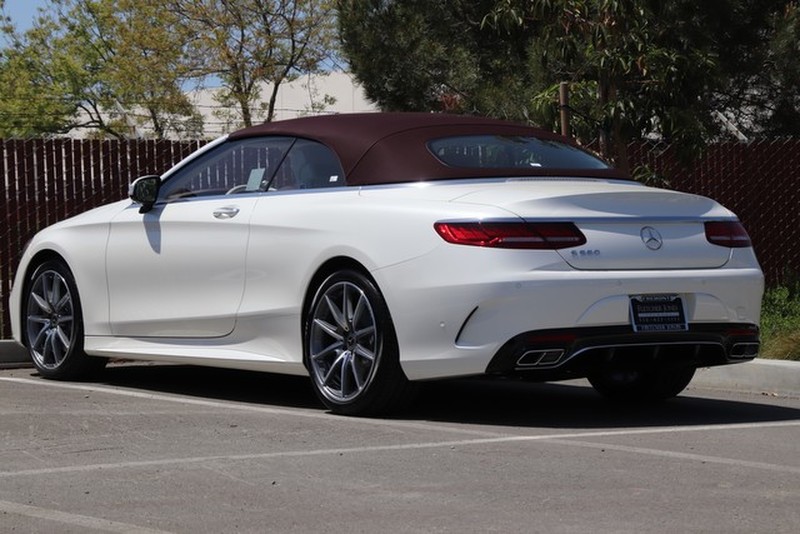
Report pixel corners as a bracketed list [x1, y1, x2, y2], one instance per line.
[692, 359, 800, 397]
[0, 340, 29, 369]
[2, 339, 799, 395]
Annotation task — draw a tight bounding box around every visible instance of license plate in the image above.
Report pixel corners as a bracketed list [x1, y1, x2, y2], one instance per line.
[629, 294, 688, 332]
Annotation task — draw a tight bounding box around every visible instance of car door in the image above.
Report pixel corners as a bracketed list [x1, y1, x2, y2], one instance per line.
[106, 136, 294, 337]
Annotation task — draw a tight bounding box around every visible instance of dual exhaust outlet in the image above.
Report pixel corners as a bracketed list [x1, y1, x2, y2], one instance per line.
[516, 349, 566, 368]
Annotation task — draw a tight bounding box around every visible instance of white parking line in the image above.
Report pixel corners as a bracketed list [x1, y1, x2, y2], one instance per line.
[2, 376, 799, 479]
[0, 376, 507, 438]
[0, 499, 173, 533]
[547, 438, 800, 475]
[2, 421, 799, 478]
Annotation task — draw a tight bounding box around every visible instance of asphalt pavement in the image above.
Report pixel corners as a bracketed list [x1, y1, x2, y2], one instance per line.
[1, 363, 798, 533]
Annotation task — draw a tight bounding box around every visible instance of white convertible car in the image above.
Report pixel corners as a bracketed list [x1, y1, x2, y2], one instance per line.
[9, 113, 764, 415]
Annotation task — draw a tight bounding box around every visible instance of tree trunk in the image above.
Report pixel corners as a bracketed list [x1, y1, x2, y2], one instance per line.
[148, 107, 165, 139]
[597, 80, 630, 174]
[266, 79, 281, 123]
[239, 97, 252, 127]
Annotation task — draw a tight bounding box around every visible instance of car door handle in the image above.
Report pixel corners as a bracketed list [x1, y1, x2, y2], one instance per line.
[213, 206, 240, 220]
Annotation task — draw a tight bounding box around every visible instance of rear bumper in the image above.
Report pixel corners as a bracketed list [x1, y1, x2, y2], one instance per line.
[486, 322, 760, 381]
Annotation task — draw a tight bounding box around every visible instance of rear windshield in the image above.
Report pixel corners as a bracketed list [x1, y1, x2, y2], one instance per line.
[428, 135, 609, 170]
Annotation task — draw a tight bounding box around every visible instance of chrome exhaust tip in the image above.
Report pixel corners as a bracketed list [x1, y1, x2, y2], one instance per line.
[516, 349, 565, 368]
[730, 342, 759, 359]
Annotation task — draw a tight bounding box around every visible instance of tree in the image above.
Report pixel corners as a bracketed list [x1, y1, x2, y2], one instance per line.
[0, 1, 86, 137]
[0, 35, 79, 137]
[169, 0, 337, 127]
[719, 1, 800, 137]
[0, 0, 201, 139]
[761, 2, 800, 136]
[95, 0, 203, 138]
[339, 0, 533, 116]
[339, 1, 798, 168]
[1, 0, 339, 137]
[484, 0, 733, 167]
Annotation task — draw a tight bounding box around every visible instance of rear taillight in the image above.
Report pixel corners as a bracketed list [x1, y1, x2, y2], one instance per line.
[704, 221, 752, 248]
[434, 221, 586, 249]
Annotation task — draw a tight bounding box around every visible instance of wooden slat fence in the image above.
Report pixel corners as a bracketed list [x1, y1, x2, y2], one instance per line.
[1, 139, 206, 339]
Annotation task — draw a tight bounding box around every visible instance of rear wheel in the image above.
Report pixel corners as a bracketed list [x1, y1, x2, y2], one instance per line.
[304, 269, 410, 416]
[24, 260, 107, 379]
[588, 366, 695, 402]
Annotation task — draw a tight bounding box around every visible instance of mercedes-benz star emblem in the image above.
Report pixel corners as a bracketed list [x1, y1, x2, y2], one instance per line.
[640, 226, 663, 250]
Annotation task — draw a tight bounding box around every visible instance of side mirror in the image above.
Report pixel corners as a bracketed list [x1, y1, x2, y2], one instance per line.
[129, 175, 161, 214]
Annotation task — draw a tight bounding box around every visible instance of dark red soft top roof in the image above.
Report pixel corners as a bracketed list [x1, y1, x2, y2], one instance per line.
[228, 112, 627, 185]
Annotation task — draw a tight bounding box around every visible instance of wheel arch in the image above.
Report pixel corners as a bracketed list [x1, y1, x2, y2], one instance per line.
[300, 256, 412, 414]
[301, 256, 378, 330]
[300, 255, 403, 372]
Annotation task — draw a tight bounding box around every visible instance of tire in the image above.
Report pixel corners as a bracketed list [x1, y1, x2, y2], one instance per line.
[304, 269, 410, 416]
[588, 365, 696, 402]
[24, 260, 107, 380]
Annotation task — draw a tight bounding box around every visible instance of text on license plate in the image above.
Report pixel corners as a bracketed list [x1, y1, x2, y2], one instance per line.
[629, 294, 688, 332]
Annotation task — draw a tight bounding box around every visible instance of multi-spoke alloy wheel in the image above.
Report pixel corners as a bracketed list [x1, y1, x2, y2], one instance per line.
[27, 268, 75, 370]
[24, 261, 106, 379]
[309, 280, 378, 402]
[305, 270, 409, 415]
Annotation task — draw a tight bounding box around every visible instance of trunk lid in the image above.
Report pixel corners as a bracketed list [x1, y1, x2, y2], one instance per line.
[452, 179, 735, 270]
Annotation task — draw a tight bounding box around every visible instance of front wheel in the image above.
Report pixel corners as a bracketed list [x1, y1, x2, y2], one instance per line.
[304, 270, 410, 416]
[588, 366, 696, 402]
[24, 260, 107, 380]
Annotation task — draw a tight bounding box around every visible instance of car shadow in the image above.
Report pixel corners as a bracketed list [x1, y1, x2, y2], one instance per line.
[27, 363, 800, 430]
[95, 363, 323, 410]
[406, 377, 800, 429]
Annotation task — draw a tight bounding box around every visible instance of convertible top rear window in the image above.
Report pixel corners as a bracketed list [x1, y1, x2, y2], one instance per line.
[428, 135, 609, 170]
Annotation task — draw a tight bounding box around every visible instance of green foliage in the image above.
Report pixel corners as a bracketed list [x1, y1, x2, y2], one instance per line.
[0, 0, 201, 139]
[0, 0, 337, 137]
[760, 280, 800, 361]
[630, 164, 670, 188]
[755, 3, 800, 136]
[0, 39, 79, 136]
[338, 1, 490, 113]
[482, 0, 773, 165]
[339, 0, 799, 170]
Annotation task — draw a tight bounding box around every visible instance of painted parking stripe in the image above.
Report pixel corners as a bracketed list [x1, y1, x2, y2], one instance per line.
[0, 376, 507, 438]
[2, 421, 799, 478]
[2, 376, 798, 479]
[547, 438, 800, 475]
[0, 499, 173, 533]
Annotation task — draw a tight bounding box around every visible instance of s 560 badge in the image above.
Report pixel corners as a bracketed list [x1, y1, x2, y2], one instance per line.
[571, 249, 601, 257]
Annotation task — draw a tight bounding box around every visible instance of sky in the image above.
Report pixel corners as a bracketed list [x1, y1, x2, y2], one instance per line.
[3, 0, 48, 32]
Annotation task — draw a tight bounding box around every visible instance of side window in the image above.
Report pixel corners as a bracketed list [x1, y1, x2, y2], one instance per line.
[269, 139, 345, 191]
[159, 137, 294, 201]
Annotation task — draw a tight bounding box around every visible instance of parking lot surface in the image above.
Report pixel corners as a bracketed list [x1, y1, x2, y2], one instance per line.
[1, 363, 799, 533]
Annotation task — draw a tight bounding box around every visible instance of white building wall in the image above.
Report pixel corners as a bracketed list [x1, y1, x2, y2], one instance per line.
[188, 71, 378, 138]
[68, 71, 377, 139]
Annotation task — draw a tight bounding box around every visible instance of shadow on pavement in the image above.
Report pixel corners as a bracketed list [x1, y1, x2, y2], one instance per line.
[408, 377, 800, 429]
[19, 362, 800, 430]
